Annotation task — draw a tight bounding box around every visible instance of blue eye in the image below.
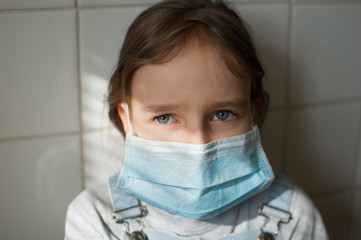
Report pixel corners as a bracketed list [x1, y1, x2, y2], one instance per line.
[212, 110, 235, 121]
[155, 114, 175, 124]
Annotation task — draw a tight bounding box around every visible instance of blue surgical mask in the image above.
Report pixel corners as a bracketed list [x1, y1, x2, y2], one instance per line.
[116, 108, 274, 219]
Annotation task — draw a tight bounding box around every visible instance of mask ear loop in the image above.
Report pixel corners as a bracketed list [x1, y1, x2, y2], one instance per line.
[125, 104, 134, 136]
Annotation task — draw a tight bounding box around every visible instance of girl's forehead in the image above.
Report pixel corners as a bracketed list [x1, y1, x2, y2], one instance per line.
[130, 43, 250, 105]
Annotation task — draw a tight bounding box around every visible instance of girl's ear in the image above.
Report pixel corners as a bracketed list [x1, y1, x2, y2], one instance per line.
[117, 102, 130, 133]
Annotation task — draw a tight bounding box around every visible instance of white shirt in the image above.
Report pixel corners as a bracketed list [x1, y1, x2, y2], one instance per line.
[65, 173, 328, 240]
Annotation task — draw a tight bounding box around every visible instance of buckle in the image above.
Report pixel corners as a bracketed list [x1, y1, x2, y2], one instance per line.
[258, 203, 292, 236]
[112, 200, 148, 223]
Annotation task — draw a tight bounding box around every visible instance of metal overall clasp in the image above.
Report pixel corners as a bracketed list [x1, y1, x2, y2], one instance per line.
[111, 200, 149, 240]
[111, 200, 148, 224]
[257, 203, 292, 240]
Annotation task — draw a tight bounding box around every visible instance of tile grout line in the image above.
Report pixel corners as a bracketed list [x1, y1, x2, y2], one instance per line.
[74, 4, 151, 10]
[280, 0, 294, 173]
[268, 97, 361, 113]
[350, 100, 361, 237]
[0, 7, 75, 14]
[0, 4, 150, 14]
[75, 0, 85, 190]
[0, 132, 81, 144]
[311, 186, 355, 201]
[0, 128, 117, 145]
[351, 101, 361, 190]
[1, 2, 360, 14]
[291, 97, 361, 111]
[292, 2, 361, 6]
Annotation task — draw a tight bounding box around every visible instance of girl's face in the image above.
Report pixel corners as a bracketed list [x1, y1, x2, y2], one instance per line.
[118, 42, 253, 144]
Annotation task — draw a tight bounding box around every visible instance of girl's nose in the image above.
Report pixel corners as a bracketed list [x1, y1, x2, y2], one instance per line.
[186, 128, 211, 144]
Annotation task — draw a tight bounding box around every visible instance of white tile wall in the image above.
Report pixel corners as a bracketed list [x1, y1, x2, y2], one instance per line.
[80, 7, 145, 131]
[294, 0, 361, 3]
[290, 4, 361, 105]
[79, 0, 159, 6]
[314, 191, 354, 239]
[261, 110, 286, 171]
[0, 11, 79, 139]
[0, 135, 82, 239]
[286, 102, 361, 195]
[0, 0, 74, 10]
[83, 128, 125, 188]
[78, 0, 290, 7]
[356, 108, 361, 187]
[352, 190, 361, 239]
[1, 1, 361, 240]
[237, 4, 289, 108]
[231, 0, 289, 3]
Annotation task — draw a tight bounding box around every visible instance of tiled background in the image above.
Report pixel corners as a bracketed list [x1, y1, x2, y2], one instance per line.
[0, 0, 360, 239]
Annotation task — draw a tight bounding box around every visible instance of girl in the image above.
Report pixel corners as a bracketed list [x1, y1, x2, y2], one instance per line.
[65, 1, 328, 239]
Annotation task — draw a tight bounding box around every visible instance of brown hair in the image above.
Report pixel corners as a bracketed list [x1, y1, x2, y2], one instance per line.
[108, 0, 269, 136]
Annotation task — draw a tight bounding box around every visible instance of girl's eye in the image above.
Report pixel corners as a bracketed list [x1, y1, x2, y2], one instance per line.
[212, 110, 235, 121]
[154, 114, 176, 124]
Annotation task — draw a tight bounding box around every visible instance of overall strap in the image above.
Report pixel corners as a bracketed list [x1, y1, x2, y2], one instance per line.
[259, 173, 295, 240]
[109, 174, 147, 223]
[220, 174, 296, 240]
[266, 173, 293, 209]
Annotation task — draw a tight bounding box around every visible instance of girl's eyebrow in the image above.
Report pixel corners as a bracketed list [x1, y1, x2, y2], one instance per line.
[211, 98, 248, 109]
[143, 99, 247, 113]
[144, 104, 179, 113]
